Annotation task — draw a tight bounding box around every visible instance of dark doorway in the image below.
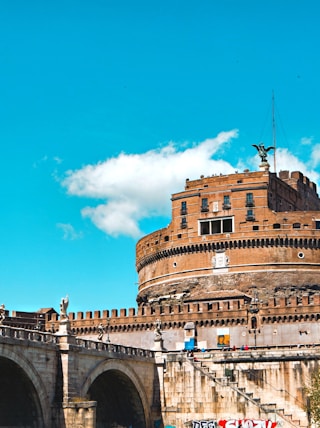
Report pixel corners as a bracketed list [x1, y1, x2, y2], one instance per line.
[0, 357, 44, 427]
[88, 369, 146, 428]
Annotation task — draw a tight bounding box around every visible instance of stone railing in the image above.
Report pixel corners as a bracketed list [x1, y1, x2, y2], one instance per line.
[75, 337, 154, 358]
[167, 344, 320, 363]
[0, 325, 155, 358]
[0, 325, 59, 343]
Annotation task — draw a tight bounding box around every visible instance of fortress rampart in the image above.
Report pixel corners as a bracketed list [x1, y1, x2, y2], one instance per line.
[44, 291, 320, 330]
[39, 290, 320, 350]
[43, 291, 320, 323]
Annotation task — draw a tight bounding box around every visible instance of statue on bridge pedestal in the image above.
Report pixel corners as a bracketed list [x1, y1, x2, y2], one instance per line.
[154, 319, 162, 341]
[57, 295, 73, 337]
[97, 323, 104, 341]
[0, 304, 5, 325]
[153, 319, 164, 351]
[60, 295, 69, 320]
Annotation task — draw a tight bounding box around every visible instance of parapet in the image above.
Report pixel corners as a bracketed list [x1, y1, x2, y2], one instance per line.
[280, 170, 318, 194]
[44, 289, 320, 330]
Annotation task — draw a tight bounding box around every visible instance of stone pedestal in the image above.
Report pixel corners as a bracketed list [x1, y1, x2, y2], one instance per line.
[54, 317, 98, 427]
[153, 338, 164, 351]
[56, 319, 79, 402]
[259, 161, 270, 171]
[62, 401, 97, 428]
[56, 318, 73, 337]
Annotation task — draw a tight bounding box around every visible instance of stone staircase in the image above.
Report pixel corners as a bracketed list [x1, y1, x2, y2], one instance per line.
[189, 358, 308, 428]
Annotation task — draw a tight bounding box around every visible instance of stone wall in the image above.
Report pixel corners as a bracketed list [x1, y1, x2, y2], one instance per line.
[161, 348, 316, 428]
[45, 291, 320, 351]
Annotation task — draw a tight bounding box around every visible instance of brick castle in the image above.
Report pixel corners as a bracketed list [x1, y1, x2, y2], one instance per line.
[5, 150, 320, 351]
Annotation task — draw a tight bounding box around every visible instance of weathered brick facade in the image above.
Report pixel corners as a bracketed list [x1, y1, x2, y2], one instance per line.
[136, 167, 320, 303]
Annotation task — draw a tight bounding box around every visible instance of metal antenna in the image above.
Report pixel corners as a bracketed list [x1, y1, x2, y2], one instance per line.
[272, 91, 277, 173]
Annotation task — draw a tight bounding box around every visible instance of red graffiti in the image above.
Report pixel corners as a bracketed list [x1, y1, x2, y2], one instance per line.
[218, 419, 277, 428]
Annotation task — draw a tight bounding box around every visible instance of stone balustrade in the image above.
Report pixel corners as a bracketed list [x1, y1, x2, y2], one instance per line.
[0, 325, 59, 343]
[75, 337, 154, 358]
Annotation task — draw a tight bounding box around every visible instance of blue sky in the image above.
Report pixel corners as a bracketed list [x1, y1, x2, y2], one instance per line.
[1, 0, 320, 314]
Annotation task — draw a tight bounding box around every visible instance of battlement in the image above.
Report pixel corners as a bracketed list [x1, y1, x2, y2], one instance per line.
[44, 289, 320, 327]
[279, 170, 318, 194]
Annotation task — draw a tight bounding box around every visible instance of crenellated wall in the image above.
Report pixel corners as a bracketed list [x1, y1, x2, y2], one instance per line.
[45, 291, 320, 350]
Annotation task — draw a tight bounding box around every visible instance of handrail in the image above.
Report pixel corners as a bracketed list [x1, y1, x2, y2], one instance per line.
[188, 358, 304, 428]
[0, 325, 59, 343]
[0, 325, 155, 358]
[75, 337, 155, 358]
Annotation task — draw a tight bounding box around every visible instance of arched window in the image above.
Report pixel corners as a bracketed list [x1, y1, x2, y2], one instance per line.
[251, 316, 257, 329]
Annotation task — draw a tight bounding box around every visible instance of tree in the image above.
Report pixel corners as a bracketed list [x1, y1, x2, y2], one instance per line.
[306, 370, 320, 426]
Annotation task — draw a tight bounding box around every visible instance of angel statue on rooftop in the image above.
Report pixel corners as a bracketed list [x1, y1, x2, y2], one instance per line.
[252, 142, 275, 163]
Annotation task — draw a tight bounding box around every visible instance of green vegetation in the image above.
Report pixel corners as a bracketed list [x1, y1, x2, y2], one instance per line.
[306, 371, 320, 426]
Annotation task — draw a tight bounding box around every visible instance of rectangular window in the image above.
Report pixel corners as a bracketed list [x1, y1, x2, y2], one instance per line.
[181, 201, 187, 215]
[316, 220, 320, 230]
[223, 218, 232, 232]
[246, 193, 254, 207]
[200, 221, 210, 235]
[223, 195, 231, 210]
[211, 220, 221, 234]
[246, 209, 255, 221]
[181, 217, 187, 228]
[199, 217, 233, 235]
[201, 198, 209, 212]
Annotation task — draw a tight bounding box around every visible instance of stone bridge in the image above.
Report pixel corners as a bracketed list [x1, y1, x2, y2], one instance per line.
[0, 324, 319, 428]
[0, 325, 161, 428]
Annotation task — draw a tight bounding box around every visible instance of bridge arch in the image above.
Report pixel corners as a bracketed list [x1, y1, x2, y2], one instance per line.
[0, 344, 50, 427]
[82, 359, 151, 428]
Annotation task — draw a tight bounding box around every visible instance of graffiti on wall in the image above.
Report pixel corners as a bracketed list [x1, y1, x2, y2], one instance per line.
[192, 420, 277, 428]
[192, 421, 215, 428]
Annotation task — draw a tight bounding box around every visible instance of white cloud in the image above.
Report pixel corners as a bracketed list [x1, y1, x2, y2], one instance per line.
[53, 156, 63, 164]
[57, 223, 83, 240]
[33, 155, 63, 169]
[275, 148, 320, 184]
[301, 136, 313, 145]
[61, 130, 320, 238]
[310, 144, 320, 169]
[33, 155, 48, 168]
[62, 130, 239, 237]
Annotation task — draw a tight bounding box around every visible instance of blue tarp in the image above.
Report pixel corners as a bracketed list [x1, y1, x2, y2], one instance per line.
[184, 338, 195, 350]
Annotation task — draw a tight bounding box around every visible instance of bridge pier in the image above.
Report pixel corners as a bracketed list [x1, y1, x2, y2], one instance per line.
[57, 320, 97, 428]
[62, 401, 97, 428]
